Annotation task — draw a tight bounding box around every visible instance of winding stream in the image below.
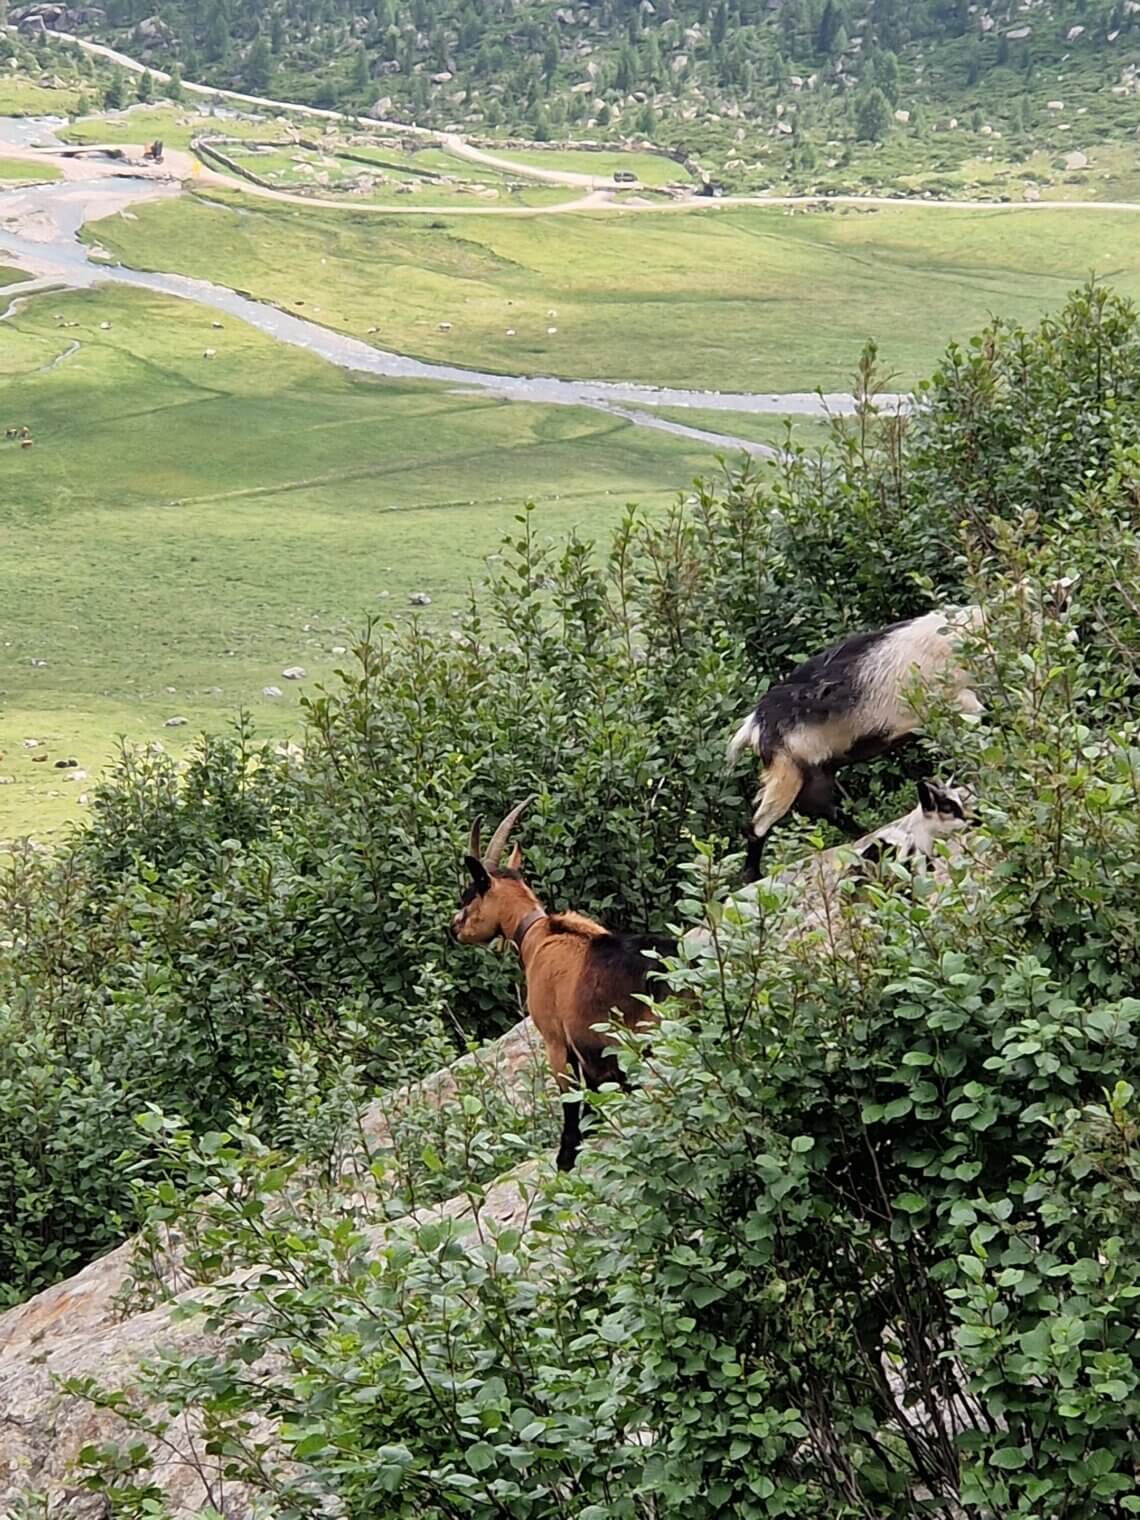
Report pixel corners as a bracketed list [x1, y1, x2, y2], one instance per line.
[1, 121, 904, 452]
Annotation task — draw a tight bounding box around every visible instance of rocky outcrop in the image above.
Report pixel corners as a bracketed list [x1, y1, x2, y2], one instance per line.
[0, 1019, 544, 1515]
[1, 801, 959, 1513]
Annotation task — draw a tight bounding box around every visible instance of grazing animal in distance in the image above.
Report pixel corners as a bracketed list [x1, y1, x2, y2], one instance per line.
[448, 798, 674, 1171]
[728, 606, 987, 882]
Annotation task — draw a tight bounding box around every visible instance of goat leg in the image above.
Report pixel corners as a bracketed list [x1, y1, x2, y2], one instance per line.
[743, 831, 768, 885]
[555, 1050, 583, 1171]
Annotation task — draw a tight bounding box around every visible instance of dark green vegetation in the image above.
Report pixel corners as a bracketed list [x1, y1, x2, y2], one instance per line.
[4, 283, 1140, 1516]
[71, 0, 1140, 192]
[0, 282, 712, 838]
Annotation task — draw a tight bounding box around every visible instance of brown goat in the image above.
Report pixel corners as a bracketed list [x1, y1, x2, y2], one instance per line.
[449, 799, 674, 1171]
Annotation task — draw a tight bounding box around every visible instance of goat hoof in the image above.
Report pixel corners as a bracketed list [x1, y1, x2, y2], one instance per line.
[555, 1151, 577, 1172]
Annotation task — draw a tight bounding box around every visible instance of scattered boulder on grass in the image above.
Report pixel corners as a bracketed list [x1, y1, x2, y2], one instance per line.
[282, 666, 306, 680]
[163, 716, 188, 728]
[263, 685, 283, 698]
[408, 592, 432, 606]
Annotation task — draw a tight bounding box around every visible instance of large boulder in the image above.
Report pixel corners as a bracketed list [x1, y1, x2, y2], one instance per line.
[0, 1020, 544, 1515]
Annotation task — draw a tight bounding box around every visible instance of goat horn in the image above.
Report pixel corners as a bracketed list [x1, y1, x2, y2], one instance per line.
[483, 796, 534, 869]
[467, 816, 482, 860]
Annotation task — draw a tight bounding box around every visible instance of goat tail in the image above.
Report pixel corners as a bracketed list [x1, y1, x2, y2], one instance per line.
[749, 750, 804, 843]
[727, 709, 762, 764]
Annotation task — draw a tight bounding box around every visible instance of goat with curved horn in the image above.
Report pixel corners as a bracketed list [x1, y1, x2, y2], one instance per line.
[449, 791, 673, 1170]
[483, 795, 534, 869]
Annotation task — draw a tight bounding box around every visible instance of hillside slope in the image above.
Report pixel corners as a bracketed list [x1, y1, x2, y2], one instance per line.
[18, 0, 1140, 191]
[0, 806, 939, 1516]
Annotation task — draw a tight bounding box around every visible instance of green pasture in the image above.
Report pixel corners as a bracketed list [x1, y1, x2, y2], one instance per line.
[0, 283, 716, 839]
[489, 146, 687, 186]
[62, 106, 283, 152]
[85, 190, 1140, 392]
[204, 142, 575, 205]
[0, 156, 61, 181]
[411, 145, 511, 182]
[0, 76, 82, 115]
[645, 408, 838, 453]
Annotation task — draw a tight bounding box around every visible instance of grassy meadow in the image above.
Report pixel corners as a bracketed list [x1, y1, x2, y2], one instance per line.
[0, 282, 719, 839]
[0, 156, 61, 182]
[60, 105, 295, 151]
[487, 146, 686, 186]
[645, 407, 838, 452]
[0, 76, 84, 115]
[86, 190, 1140, 392]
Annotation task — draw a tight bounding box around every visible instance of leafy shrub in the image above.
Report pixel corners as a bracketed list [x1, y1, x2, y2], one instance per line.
[2, 283, 1138, 1330]
[69, 516, 1140, 1516]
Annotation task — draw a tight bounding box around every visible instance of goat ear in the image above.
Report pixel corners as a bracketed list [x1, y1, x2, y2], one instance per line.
[465, 856, 492, 896]
[506, 842, 522, 870]
[916, 779, 936, 814]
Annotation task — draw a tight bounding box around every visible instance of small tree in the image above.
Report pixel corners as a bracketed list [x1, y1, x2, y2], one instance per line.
[136, 67, 153, 103]
[167, 63, 184, 101]
[875, 47, 900, 103]
[351, 46, 370, 93]
[855, 84, 891, 140]
[244, 35, 273, 94]
[102, 71, 126, 110]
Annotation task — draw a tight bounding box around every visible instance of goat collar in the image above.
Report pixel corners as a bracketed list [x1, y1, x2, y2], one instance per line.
[512, 908, 547, 955]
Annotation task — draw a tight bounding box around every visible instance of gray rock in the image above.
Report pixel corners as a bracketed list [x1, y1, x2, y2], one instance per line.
[281, 666, 306, 680]
[53, 758, 78, 769]
[408, 591, 432, 606]
[163, 716, 188, 728]
[263, 685, 283, 698]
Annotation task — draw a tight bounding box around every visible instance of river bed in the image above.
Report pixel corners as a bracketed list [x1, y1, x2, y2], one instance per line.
[1, 125, 904, 452]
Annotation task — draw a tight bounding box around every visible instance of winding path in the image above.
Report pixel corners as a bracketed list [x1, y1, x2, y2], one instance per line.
[13, 27, 1140, 217]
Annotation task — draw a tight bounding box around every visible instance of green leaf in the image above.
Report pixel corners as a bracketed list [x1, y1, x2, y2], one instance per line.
[990, 1447, 1027, 1470]
[292, 1432, 330, 1460]
[466, 1441, 496, 1473]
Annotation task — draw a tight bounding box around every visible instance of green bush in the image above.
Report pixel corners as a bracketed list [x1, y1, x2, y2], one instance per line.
[68, 475, 1140, 1516]
[2, 284, 1138, 1356]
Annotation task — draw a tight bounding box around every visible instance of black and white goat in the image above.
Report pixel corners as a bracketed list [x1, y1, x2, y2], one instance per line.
[729, 606, 985, 881]
[849, 777, 973, 875]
